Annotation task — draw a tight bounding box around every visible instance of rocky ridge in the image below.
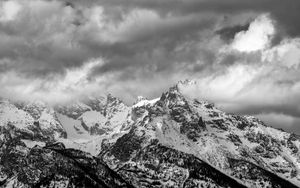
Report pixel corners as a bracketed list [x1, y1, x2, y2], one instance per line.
[0, 80, 300, 187]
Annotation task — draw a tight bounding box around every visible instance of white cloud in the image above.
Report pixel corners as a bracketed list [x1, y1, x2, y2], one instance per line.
[263, 38, 300, 68]
[0, 0, 21, 21]
[180, 65, 260, 102]
[0, 58, 108, 104]
[256, 113, 296, 128]
[231, 14, 275, 52]
[179, 14, 300, 124]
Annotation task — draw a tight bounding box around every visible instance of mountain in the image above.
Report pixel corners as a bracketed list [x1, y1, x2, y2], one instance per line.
[0, 132, 132, 187]
[0, 80, 300, 187]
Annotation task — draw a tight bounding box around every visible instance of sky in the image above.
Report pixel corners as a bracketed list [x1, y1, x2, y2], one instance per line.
[0, 0, 300, 133]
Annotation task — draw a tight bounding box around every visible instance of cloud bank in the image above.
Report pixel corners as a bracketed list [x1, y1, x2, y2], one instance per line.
[180, 14, 300, 133]
[0, 0, 300, 133]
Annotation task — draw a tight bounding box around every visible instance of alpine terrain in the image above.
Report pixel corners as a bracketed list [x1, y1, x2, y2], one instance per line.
[0, 80, 300, 188]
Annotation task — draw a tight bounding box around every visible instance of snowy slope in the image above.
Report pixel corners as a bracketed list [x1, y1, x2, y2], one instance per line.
[1, 81, 300, 187]
[54, 95, 132, 155]
[99, 81, 300, 187]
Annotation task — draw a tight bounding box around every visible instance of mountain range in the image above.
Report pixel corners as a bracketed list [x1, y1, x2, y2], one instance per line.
[0, 80, 300, 188]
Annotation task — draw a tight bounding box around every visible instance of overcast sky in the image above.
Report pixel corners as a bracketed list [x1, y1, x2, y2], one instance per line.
[0, 0, 300, 133]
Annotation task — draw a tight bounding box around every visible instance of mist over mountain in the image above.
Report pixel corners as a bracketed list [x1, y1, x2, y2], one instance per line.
[1, 0, 300, 187]
[1, 81, 300, 187]
[0, 0, 300, 133]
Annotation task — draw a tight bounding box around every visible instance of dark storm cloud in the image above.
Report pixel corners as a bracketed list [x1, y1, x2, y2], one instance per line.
[65, 0, 300, 35]
[78, 13, 218, 75]
[0, 0, 89, 77]
[51, 0, 300, 81]
[226, 103, 300, 119]
[0, 0, 222, 79]
[216, 23, 250, 42]
[3, 0, 299, 79]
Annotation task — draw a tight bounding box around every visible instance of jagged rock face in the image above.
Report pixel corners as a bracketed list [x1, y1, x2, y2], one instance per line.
[0, 96, 131, 154]
[55, 95, 130, 137]
[1, 81, 300, 187]
[101, 140, 247, 188]
[0, 130, 133, 188]
[227, 158, 298, 188]
[0, 100, 66, 142]
[159, 86, 207, 141]
[98, 82, 300, 187]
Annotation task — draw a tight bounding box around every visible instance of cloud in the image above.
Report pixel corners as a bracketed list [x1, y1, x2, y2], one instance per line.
[179, 14, 300, 133]
[0, 0, 220, 106]
[0, 1, 21, 22]
[263, 38, 300, 68]
[67, 0, 300, 37]
[231, 14, 275, 52]
[0, 58, 107, 104]
[256, 113, 300, 133]
[0, 0, 300, 133]
[0, 0, 89, 76]
[0, 0, 220, 78]
[216, 23, 250, 42]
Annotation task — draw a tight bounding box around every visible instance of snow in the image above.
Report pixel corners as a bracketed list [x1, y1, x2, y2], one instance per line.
[108, 107, 129, 126]
[21, 139, 46, 148]
[76, 101, 91, 109]
[133, 98, 160, 108]
[0, 101, 34, 130]
[57, 113, 93, 141]
[58, 120, 131, 156]
[262, 126, 289, 140]
[57, 112, 108, 155]
[155, 118, 194, 154]
[38, 108, 58, 130]
[80, 111, 106, 128]
[0, 174, 7, 182]
[56, 103, 132, 155]
[59, 137, 103, 156]
[2, 90, 300, 186]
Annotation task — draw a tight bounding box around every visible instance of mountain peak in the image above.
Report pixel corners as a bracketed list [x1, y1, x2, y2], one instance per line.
[107, 93, 122, 104]
[136, 96, 148, 102]
[1, 81, 300, 188]
[165, 79, 197, 98]
[133, 98, 160, 108]
[132, 96, 151, 106]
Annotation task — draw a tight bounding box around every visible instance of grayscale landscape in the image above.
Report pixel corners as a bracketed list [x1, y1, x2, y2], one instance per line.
[0, 0, 300, 187]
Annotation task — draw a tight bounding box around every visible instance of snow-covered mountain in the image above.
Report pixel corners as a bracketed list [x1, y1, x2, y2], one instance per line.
[0, 80, 300, 187]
